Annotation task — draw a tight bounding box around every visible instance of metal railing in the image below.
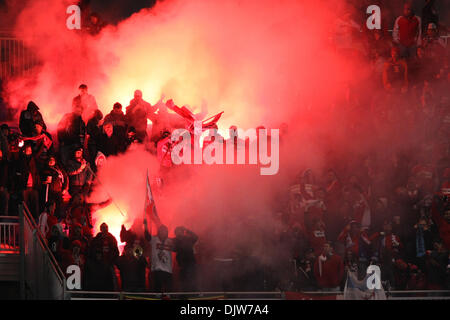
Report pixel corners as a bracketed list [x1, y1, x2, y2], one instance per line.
[67, 289, 450, 300]
[19, 202, 67, 300]
[0, 216, 19, 253]
[0, 32, 38, 80]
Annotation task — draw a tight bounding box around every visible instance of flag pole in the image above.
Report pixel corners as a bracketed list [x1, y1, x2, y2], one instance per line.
[88, 166, 125, 217]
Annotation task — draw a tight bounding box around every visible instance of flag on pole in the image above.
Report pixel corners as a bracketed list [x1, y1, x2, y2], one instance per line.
[145, 170, 160, 224]
[202, 111, 224, 130]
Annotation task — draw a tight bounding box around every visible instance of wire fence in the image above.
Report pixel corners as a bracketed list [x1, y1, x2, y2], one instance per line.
[0, 32, 38, 80]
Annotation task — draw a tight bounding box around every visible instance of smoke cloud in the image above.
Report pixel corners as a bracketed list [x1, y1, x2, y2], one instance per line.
[3, 0, 387, 287]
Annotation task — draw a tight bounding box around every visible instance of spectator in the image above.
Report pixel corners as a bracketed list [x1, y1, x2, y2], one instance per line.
[116, 243, 147, 292]
[126, 90, 153, 142]
[86, 109, 104, 172]
[306, 218, 327, 256]
[38, 201, 58, 238]
[296, 248, 317, 290]
[370, 220, 403, 287]
[421, 0, 439, 33]
[144, 219, 174, 293]
[84, 12, 106, 36]
[66, 147, 93, 197]
[72, 84, 99, 123]
[57, 104, 86, 167]
[367, 29, 391, 61]
[0, 149, 9, 215]
[68, 222, 90, 256]
[90, 222, 119, 266]
[393, 2, 422, 58]
[0, 123, 10, 161]
[422, 23, 446, 61]
[61, 240, 85, 276]
[103, 103, 127, 137]
[48, 224, 70, 263]
[425, 239, 448, 289]
[19, 101, 46, 137]
[67, 194, 111, 239]
[41, 156, 69, 219]
[124, 126, 140, 151]
[27, 121, 54, 169]
[96, 122, 125, 157]
[174, 226, 199, 291]
[430, 187, 450, 250]
[83, 249, 115, 291]
[12, 143, 41, 219]
[313, 242, 344, 291]
[383, 46, 409, 93]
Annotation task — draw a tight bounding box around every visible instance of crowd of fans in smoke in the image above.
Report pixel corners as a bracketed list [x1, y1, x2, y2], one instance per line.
[0, 2, 449, 293]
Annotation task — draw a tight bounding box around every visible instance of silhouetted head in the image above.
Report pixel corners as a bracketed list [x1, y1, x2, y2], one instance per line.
[174, 226, 185, 239]
[79, 84, 88, 95]
[134, 90, 143, 101]
[157, 225, 168, 241]
[403, 2, 413, 17]
[100, 223, 108, 234]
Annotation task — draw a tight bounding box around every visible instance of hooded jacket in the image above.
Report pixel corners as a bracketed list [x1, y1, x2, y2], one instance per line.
[19, 101, 46, 137]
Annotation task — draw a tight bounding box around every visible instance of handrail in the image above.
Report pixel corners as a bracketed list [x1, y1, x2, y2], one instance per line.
[67, 289, 450, 300]
[0, 215, 19, 252]
[21, 202, 66, 284]
[20, 202, 67, 299]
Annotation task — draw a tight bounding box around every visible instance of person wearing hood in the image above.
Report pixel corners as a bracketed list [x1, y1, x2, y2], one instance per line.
[19, 101, 46, 137]
[96, 122, 126, 157]
[23, 120, 54, 170]
[126, 90, 154, 142]
[57, 103, 87, 167]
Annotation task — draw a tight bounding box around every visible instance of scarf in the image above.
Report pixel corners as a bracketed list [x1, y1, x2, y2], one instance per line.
[416, 226, 426, 258]
[318, 254, 328, 277]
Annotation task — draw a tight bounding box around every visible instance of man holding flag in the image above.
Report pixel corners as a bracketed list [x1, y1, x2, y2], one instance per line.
[144, 170, 174, 293]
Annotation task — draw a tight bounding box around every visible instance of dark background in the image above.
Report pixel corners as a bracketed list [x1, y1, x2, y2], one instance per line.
[81, 0, 159, 24]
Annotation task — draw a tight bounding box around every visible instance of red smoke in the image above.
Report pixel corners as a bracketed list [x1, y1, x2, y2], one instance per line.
[4, 0, 365, 254]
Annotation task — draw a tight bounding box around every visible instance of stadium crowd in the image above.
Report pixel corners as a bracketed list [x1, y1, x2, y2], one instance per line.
[0, 1, 449, 293]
